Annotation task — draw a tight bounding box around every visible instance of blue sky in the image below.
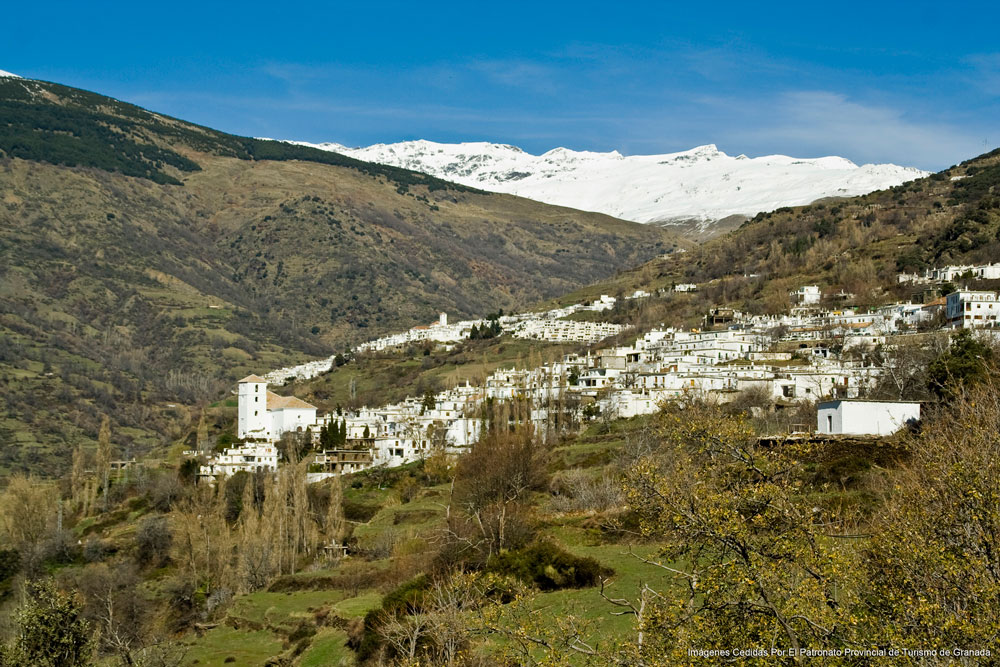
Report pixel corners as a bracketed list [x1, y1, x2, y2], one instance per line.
[4, 1, 999, 170]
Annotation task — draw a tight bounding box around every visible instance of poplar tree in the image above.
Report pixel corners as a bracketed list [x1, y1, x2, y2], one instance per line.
[95, 416, 112, 513]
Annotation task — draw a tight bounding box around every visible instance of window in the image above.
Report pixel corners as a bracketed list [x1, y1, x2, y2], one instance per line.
[827, 415, 833, 432]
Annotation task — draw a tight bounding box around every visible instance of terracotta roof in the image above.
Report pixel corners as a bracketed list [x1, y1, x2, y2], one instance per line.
[238, 374, 268, 384]
[266, 391, 316, 411]
[922, 297, 946, 308]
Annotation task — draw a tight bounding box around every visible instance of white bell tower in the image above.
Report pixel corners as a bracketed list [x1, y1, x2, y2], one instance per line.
[237, 375, 270, 440]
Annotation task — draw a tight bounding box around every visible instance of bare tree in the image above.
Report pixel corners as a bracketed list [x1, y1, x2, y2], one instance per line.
[378, 611, 428, 663]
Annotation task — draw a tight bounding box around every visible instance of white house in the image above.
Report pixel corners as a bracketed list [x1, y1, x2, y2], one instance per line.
[945, 290, 1000, 328]
[237, 375, 318, 442]
[200, 443, 279, 478]
[816, 399, 920, 436]
[792, 285, 821, 305]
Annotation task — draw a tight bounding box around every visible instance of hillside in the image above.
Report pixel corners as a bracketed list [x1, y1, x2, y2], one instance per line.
[547, 146, 1000, 325]
[0, 76, 679, 477]
[290, 139, 925, 237]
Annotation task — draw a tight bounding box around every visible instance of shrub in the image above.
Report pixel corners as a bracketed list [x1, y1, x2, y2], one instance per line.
[356, 575, 431, 661]
[487, 541, 612, 591]
[134, 515, 172, 566]
[6, 579, 92, 667]
[397, 476, 420, 503]
[343, 500, 380, 523]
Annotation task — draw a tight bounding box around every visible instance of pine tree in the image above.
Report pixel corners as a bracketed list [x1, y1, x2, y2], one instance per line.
[421, 390, 436, 415]
[338, 419, 347, 445]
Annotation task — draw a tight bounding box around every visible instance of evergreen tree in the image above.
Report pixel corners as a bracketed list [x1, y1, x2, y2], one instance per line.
[421, 390, 436, 415]
[5, 579, 92, 666]
[928, 329, 993, 398]
[339, 419, 348, 445]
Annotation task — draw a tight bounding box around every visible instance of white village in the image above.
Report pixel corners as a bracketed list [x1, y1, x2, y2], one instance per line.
[185, 264, 1000, 481]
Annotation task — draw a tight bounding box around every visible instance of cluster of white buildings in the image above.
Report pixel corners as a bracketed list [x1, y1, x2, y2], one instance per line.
[198, 375, 486, 479]
[898, 262, 1000, 285]
[266, 294, 650, 384]
[353, 312, 468, 354]
[197, 275, 1000, 480]
[584, 327, 877, 419]
[200, 319, 889, 479]
[511, 319, 628, 343]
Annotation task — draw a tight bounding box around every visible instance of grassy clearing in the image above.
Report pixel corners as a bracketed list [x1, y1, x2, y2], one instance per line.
[299, 628, 354, 666]
[332, 591, 382, 618]
[228, 590, 349, 628]
[181, 626, 283, 667]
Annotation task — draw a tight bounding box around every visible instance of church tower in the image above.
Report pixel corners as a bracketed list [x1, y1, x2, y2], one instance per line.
[237, 375, 270, 440]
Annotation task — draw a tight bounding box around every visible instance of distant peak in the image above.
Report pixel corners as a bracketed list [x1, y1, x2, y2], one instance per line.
[0, 69, 21, 79]
[688, 144, 723, 156]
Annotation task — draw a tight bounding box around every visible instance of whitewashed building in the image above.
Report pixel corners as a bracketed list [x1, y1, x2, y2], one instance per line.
[237, 375, 318, 442]
[816, 399, 920, 436]
[945, 290, 1000, 328]
[199, 443, 279, 478]
[792, 285, 822, 305]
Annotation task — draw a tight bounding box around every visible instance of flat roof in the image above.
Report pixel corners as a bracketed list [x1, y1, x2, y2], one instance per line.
[818, 399, 921, 407]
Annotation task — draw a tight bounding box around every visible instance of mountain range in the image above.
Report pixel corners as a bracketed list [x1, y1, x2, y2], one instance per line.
[286, 139, 927, 236]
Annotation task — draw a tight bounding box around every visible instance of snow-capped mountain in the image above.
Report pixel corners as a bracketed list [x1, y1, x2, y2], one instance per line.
[286, 139, 926, 232]
[0, 70, 20, 78]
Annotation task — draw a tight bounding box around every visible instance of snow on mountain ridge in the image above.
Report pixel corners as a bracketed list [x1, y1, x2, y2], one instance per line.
[281, 138, 926, 225]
